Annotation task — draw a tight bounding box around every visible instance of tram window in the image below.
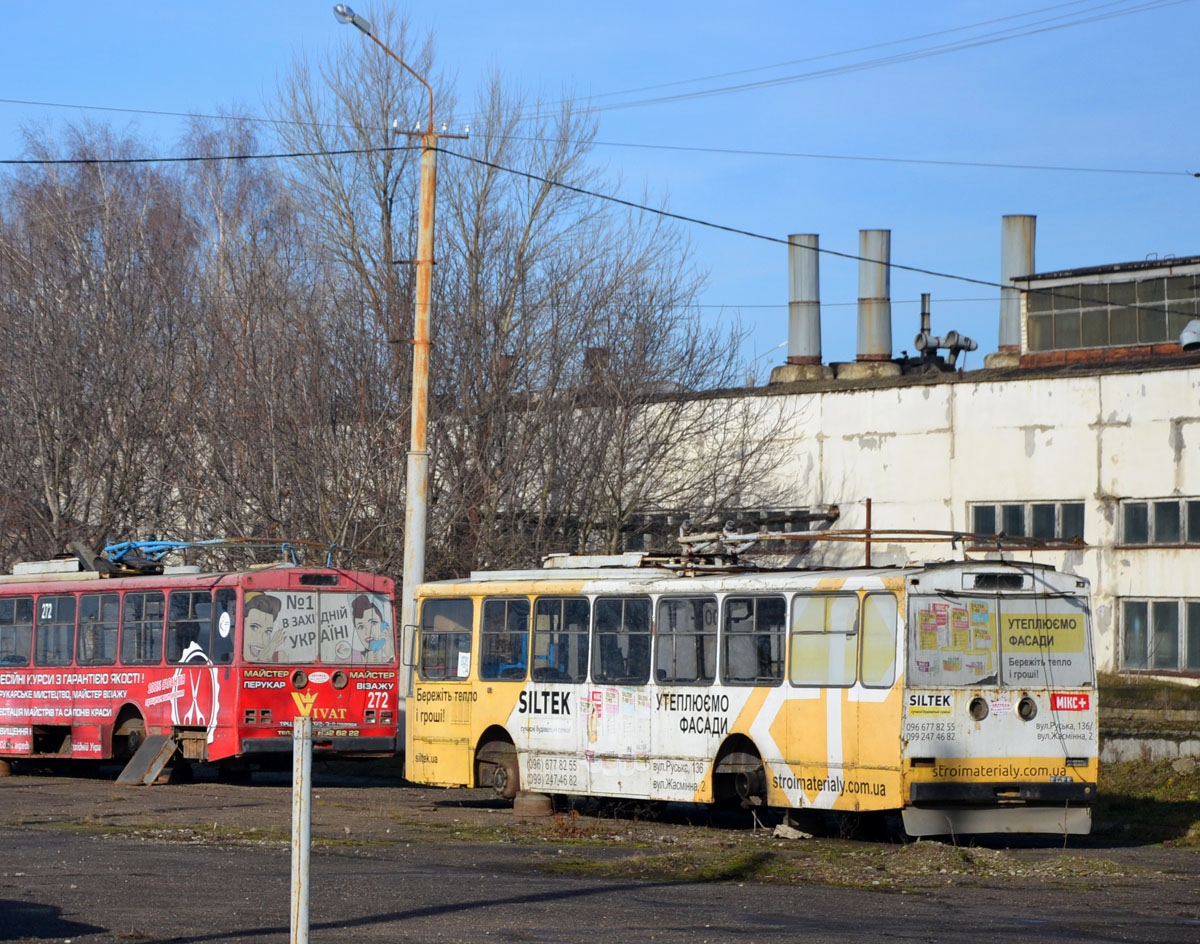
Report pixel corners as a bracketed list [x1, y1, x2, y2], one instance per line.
[168, 591, 213, 662]
[722, 595, 786, 686]
[789, 594, 858, 687]
[480, 598, 530, 680]
[419, 598, 474, 680]
[655, 596, 717, 685]
[77, 593, 119, 666]
[532, 597, 589, 682]
[121, 591, 165, 665]
[860, 593, 898, 688]
[0, 596, 33, 666]
[591, 597, 652, 684]
[34, 595, 77, 666]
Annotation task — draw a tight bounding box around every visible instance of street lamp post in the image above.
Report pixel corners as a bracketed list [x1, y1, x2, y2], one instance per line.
[334, 4, 437, 642]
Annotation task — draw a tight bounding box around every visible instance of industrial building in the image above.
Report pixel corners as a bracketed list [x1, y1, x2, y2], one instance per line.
[752, 216, 1200, 677]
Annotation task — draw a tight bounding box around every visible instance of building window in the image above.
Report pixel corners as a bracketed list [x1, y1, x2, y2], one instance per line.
[1122, 599, 1200, 672]
[1120, 498, 1200, 545]
[970, 501, 1084, 544]
[1025, 274, 1198, 353]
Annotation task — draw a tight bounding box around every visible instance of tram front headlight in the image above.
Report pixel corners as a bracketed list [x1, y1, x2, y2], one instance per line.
[291, 670, 309, 689]
[968, 697, 989, 721]
[1017, 696, 1038, 721]
[332, 670, 349, 690]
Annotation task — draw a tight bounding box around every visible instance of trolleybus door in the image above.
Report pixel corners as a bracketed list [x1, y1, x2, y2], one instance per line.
[582, 596, 653, 798]
[409, 599, 475, 787]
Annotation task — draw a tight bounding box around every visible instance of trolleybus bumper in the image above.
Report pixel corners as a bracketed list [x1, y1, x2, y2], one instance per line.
[904, 781, 1096, 837]
[909, 781, 1095, 804]
[240, 737, 397, 754]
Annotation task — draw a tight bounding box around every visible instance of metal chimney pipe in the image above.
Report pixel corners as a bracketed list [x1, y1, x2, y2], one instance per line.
[857, 229, 892, 361]
[787, 234, 821, 364]
[1000, 215, 1035, 351]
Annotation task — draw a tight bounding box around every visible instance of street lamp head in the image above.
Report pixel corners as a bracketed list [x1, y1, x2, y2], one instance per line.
[333, 4, 373, 36]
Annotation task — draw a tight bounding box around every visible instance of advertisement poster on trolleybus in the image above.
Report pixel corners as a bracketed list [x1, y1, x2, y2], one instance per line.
[0, 573, 398, 765]
[504, 684, 762, 802]
[903, 592, 1095, 765]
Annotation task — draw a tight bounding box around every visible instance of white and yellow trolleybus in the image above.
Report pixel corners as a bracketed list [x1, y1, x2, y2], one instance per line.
[405, 537, 1097, 837]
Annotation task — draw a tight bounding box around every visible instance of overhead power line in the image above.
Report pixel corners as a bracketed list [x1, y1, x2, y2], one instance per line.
[0, 140, 1186, 316]
[566, 0, 1192, 115]
[3, 1, 1195, 176]
[3, 135, 1190, 177]
[438, 146, 1004, 291]
[0, 144, 414, 166]
[581, 0, 1160, 104]
[436, 145, 1193, 318]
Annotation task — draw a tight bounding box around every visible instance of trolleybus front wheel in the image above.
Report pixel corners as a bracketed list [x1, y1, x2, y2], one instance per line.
[477, 738, 520, 800]
[113, 711, 146, 761]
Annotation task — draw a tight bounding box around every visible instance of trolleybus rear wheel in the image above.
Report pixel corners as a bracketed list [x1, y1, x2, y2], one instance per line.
[713, 738, 767, 810]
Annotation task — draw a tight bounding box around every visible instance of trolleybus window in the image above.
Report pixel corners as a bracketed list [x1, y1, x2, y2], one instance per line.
[531, 597, 589, 682]
[121, 591, 165, 665]
[480, 598, 530, 680]
[35, 595, 76, 666]
[239, 591, 395, 665]
[859, 592, 898, 688]
[0, 597, 33, 666]
[168, 590, 212, 662]
[344, 592, 394, 665]
[998, 594, 1093, 688]
[722, 595, 785, 685]
[655, 595, 717, 685]
[419, 598, 473, 680]
[77, 593, 119, 666]
[908, 593, 1092, 688]
[789, 593, 858, 687]
[212, 588, 236, 664]
[592, 596, 651, 684]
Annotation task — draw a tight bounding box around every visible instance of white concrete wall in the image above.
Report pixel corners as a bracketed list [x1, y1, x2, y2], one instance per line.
[755, 362, 1200, 673]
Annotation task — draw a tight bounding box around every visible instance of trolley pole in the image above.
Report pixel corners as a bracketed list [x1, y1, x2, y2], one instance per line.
[290, 716, 313, 944]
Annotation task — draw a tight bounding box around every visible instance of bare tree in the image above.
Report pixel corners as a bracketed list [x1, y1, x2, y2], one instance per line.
[175, 115, 405, 571]
[0, 8, 792, 578]
[0, 123, 199, 566]
[270, 11, 794, 578]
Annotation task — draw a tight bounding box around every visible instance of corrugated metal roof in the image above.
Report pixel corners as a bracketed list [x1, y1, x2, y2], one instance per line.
[1016, 254, 1200, 283]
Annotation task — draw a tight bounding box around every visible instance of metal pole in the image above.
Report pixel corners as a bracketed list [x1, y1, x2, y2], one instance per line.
[290, 716, 312, 944]
[334, 5, 464, 684]
[865, 497, 872, 568]
[401, 131, 437, 643]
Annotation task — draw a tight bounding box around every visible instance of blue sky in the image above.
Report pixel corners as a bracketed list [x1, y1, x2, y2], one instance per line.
[3, 1, 1198, 377]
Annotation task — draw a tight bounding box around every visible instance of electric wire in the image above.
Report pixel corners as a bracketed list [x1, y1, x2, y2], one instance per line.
[438, 144, 1198, 318]
[560, 0, 1191, 115]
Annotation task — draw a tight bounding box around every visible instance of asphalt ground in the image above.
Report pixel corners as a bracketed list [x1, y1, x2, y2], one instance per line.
[1, 763, 1199, 943]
